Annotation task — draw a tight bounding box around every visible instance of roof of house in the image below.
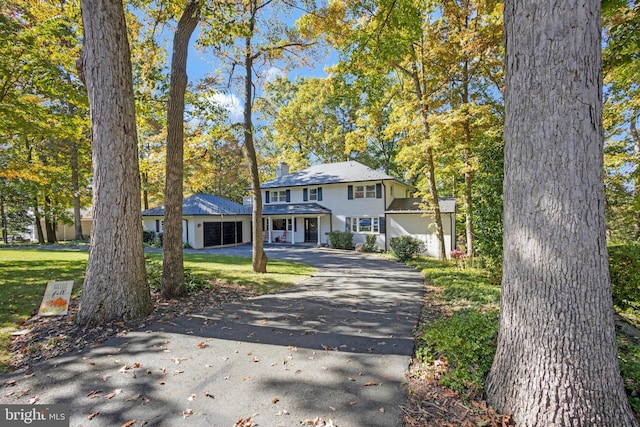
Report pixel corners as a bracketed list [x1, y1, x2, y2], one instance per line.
[142, 193, 251, 216]
[263, 203, 332, 216]
[386, 197, 456, 214]
[261, 161, 398, 189]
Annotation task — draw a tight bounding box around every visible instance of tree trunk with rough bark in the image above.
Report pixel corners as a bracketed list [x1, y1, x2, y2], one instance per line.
[32, 197, 44, 244]
[76, 0, 152, 326]
[486, 1, 637, 425]
[411, 68, 447, 260]
[162, 0, 200, 299]
[243, 10, 267, 273]
[71, 141, 84, 241]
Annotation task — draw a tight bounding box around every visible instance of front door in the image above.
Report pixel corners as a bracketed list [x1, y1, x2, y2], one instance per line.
[304, 218, 318, 243]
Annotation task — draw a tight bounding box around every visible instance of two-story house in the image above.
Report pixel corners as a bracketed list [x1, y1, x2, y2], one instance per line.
[259, 161, 455, 257]
[142, 161, 456, 258]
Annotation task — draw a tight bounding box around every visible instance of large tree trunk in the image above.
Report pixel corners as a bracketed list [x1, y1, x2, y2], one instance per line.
[71, 141, 84, 241]
[486, 1, 637, 425]
[162, 0, 200, 299]
[243, 8, 267, 273]
[76, 0, 152, 326]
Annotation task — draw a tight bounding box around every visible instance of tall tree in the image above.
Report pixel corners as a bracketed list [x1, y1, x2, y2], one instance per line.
[162, 0, 201, 299]
[485, 1, 637, 424]
[202, 0, 316, 273]
[76, 0, 152, 325]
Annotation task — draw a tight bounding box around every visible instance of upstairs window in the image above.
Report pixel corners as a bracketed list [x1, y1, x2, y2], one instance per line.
[268, 189, 290, 203]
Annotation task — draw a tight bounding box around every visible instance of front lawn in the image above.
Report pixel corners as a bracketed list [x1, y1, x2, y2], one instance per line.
[0, 249, 315, 373]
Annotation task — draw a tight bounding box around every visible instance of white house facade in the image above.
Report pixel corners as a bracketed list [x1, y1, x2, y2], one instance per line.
[141, 161, 456, 258]
[260, 161, 455, 258]
[142, 194, 252, 249]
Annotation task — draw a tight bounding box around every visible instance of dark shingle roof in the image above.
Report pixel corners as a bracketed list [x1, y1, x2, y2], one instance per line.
[261, 161, 396, 189]
[142, 193, 251, 216]
[386, 197, 456, 214]
[263, 203, 331, 215]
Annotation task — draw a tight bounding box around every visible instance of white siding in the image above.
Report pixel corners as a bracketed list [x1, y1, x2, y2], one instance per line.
[387, 212, 455, 259]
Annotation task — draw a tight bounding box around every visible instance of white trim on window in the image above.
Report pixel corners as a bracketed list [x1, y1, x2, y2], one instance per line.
[350, 216, 380, 234]
[354, 184, 376, 199]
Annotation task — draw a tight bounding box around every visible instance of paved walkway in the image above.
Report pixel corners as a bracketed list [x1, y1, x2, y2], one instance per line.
[1, 245, 425, 427]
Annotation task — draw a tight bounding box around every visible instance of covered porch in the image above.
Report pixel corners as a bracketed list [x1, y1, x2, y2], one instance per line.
[262, 203, 332, 245]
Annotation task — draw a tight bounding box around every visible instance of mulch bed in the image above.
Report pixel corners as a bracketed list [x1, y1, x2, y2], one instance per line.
[9, 281, 258, 372]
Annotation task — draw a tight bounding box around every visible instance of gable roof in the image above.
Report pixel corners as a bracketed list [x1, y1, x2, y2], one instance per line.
[261, 161, 397, 189]
[142, 193, 251, 216]
[386, 197, 456, 214]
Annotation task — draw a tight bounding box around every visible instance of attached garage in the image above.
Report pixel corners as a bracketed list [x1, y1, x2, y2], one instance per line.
[385, 198, 456, 259]
[203, 221, 243, 247]
[142, 193, 251, 249]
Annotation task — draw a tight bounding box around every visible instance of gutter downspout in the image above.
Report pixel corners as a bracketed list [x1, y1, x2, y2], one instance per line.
[382, 180, 387, 251]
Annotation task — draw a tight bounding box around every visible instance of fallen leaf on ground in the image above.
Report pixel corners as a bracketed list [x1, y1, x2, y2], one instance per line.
[3, 379, 16, 387]
[126, 393, 141, 402]
[28, 396, 39, 404]
[233, 416, 256, 427]
[363, 381, 378, 386]
[88, 412, 99, 420]
[275, 409, 290, 416]
[348, 401, 357, 406]
[101, 375, 111, 381]
[121, 420, 136, 427]
[183, 408, 193, 419]
[188, 393, 196, 401]
[347, 377, 356, 382]
[133, 362, 142, 368]
[272, 397, 279, 404]
[205, 391, 214, 399]
[198, 342, 208, 349]
[172, 357, 188, 364]
[104, 389, 122, 399]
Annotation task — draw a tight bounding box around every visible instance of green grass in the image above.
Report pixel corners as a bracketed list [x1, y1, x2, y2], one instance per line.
[408, 256, 640, 415]
[0, 249, 316, 373]
[408, 257, 500, 394]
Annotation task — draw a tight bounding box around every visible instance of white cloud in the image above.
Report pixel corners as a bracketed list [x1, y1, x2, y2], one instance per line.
[212, 93, 244, 122]
[264, 66, 286, 83]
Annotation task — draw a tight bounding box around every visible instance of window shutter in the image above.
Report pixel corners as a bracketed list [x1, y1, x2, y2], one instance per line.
[379, 216, 386, 233]
[345, 217, 351, 232]
[265, 191, 270, 204]
[347, 185, 353, 200]
[318, 187, 323, 201]
[155, 220, 160, 233]
[294, 218, 297, 232]
[303, 188, 308, 201]
[376, 183, 382, 199]
[286, 189, 291, 202]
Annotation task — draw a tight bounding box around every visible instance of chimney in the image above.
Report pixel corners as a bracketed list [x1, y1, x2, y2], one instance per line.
[276, 162, 289, 178]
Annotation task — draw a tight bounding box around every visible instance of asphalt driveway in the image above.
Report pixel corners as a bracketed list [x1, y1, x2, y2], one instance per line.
[1, 245, 425, 427]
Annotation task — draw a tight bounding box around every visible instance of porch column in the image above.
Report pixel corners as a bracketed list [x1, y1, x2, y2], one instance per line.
[291, 216, 295, 244]
[268, 217, 272, 243]
[317, 215, 321, 245]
